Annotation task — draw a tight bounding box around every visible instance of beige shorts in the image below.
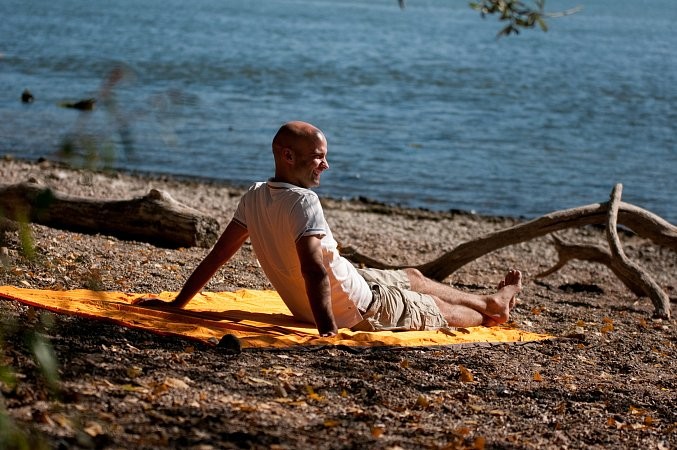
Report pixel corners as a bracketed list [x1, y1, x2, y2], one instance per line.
[356, 268, 448, 331]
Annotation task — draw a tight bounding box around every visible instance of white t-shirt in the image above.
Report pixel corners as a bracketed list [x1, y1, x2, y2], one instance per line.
[233, 180, 372, 328]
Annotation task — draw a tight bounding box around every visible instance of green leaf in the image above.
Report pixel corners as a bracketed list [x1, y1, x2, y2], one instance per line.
[30, 334, 60, 393]
[0, 366, 17, 389]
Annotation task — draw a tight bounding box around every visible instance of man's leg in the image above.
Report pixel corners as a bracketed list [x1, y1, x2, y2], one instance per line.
[403, 268, 522, 327]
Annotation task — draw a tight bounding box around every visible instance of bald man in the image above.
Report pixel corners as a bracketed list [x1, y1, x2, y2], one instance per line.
[137, 121, 522, 336]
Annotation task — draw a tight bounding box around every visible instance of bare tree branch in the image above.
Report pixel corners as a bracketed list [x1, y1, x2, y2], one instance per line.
[605, 184, 671, 318]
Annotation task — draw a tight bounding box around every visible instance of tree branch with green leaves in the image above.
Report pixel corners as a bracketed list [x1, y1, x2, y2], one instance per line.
[399, 0, 581, 37]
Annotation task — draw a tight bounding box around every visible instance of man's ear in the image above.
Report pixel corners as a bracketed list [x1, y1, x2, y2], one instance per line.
[283, 147, 294, 163]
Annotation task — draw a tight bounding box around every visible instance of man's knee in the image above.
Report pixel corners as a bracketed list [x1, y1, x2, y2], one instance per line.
[403, 267, 426, 288]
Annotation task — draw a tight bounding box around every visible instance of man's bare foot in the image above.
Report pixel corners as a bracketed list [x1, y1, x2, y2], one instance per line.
[482, 269, 522, 326]
[498, 269, 522, 309]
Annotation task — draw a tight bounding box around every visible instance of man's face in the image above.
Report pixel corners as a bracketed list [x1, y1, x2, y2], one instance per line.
[291, 135, 329, 188]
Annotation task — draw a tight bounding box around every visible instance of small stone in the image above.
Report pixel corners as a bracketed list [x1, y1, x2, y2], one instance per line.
[0, 247, 9, 265]
[216, 334, 241, 355]
[48, 171, 68, 181]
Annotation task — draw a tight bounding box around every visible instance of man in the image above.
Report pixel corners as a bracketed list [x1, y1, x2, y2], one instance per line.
[137, 121, 522, 336]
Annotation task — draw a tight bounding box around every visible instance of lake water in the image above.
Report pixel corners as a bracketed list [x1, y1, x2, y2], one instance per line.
[1, 0, 675, 222]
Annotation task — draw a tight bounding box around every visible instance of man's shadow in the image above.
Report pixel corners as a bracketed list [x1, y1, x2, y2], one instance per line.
[156, 308, 313, 336]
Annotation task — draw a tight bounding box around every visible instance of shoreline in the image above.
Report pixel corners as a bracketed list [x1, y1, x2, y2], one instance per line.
[1, 154, 529, 223]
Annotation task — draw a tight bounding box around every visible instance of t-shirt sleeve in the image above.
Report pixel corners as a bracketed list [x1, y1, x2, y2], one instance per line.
[232, 192, 248, 229]
[293, 193, 327, 241]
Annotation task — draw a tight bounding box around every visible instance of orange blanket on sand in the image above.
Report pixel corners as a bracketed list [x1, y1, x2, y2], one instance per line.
[0, 286, 551, 349]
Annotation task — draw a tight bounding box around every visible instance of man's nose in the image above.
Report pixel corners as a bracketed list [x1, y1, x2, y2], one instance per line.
[321, 158, 329, 170]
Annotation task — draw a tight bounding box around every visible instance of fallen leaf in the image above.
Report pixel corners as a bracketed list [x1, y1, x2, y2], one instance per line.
[235, 403, 258, 412]
[416, 394, 430, 408]
[127, 366, 143, 378]
[601, 323, 614, 334]
[323, 419, 340, 428]
[371, 424, 386, 438]
[152, 384, 169, 396]
[454, 427, 471, 437]
[121, 384, 143, 392]
[84, 421, 104, 437]
[52, 414, 73, 430]
[305, 385, 324, 401]
[32, 410, 54, 426]
[629, 405, 644, 415]
[163, 377, 189, 390]
[473, 436, 486, 450]
[459, 365, 474, 382]
[533, 372, 543, 382]
[247, 376, 273, 386]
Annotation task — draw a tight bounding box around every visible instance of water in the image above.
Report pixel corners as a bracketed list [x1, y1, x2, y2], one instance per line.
[1, 0, 675, 222]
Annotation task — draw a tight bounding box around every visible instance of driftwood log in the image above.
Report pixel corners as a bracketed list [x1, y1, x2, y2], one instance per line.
[535, 235, 646, 297]
[343, 184, 674, 319]
[0, 181, 220, 248]
[604, 185, 671, 318]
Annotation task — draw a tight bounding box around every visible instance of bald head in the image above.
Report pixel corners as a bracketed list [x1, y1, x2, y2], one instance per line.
[272, 121, 325, 153]
[271, 121, 329, 188]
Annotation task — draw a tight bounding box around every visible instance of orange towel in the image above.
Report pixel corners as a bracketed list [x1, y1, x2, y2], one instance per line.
[0, 286, 551, 349]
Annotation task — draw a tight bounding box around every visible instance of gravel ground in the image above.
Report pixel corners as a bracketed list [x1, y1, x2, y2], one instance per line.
[1, 158, 675, 449]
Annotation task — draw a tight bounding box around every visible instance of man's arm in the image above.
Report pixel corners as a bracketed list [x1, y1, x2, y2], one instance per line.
[136, 220, 249, 308]
[295, 235, 337, 337]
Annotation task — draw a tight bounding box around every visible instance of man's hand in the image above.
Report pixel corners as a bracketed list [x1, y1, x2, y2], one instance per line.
[132, 297, 180, 308]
